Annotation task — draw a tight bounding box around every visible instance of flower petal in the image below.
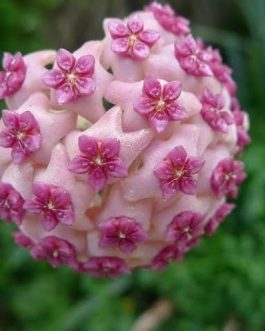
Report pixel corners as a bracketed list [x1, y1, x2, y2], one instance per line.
[111, 38, 130, 56]
[56, 49, 75, 73]
[134, 96, 156, 115]
[163, 81, 182, 102]
[2, 110, 19, 130]
[179, 176, 197, 195]
[143, 77, 161, 99]
[78, 135, 98, 156]
[108, 20, 129, 38]
[132, 40, 150, 60]
[138, 30, 160, 46]
[19, 111, 39, 132]
[68, 155, 91, 174]
[127, 16, 144, 34]
[105, 158, 128, 178]
[56, 82, 75, 104]
[166, 103, 187, 121]
[89, 168, 107, 192]
[0, 131, 15, 147]
[149, 111, 169, 132]
[75, 55, 95, 75]
[101, 138, 120, 159]
[42, 69, 65, 88]
[75, 77, 96, 96]
[41, 212, 58, 231]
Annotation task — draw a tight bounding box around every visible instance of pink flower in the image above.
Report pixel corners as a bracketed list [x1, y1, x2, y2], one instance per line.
[233, 110, 251, 152]
[146, 2, 190, 36]
[30, 235, 77, 268]
[24, 182, 74, 231]
[68, 136, 128, 192]
[152, 245, 183, 270]
[13, 231, 34, 249]
[0, 182, 25, 225]
[81, 257, 130, 278]
[0, 110, 41, 164]
[210, 54, 237, 95]
[166, 211, 204, 249]
[42, 48, 96, 105]
[205, 203, 235, 235]
[134, 77, 187, 132]
[200, 88, 234, 133]
[211, 158, 246, 199]
[108, 15, 160, 60]
[154, 145, 204, 199]
[175, 35, 213, 77]
[0, 52, 26, 98]
[98, 216, 148, 254]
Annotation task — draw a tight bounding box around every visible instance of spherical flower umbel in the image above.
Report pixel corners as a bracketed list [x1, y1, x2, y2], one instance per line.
[0, 2, 249, 277]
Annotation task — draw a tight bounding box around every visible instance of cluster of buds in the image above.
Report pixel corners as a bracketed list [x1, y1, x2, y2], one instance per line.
[0, 2, 250, 278]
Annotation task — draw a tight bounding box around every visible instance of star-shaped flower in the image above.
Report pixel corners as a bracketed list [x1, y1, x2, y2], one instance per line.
[0, 110, 41, 164]
[200, 88, 234, 133]
[154, 145, 205, 199]
[81, 256, 130, 278]
[30, 235, 77, 268]
[134, 77, 187, 132]
[211, 158, 246, 198]
[108, 15, 160, 60]
[13, 231, 34, 249]
[175, 35, 213, 77]
[43, 48, 96, 105]
[68, 136, 128, 192]
[0, 182, 25, 225]
[98, 216, 148, 254]
[24, 182, 75, 231]
[152, 245, 183, 270]
[205, 203, 235, 235]
[146, 2, 190, 36]
[0, 52, 26, 99]
[166, 211, 204, 249]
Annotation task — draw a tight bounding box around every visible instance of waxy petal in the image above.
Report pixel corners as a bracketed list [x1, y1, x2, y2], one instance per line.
[42, 69, 65, 88]
[57, 48, 75, 72]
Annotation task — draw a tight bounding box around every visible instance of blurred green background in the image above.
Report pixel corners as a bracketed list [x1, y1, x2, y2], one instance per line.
[0, 0, 265, 330]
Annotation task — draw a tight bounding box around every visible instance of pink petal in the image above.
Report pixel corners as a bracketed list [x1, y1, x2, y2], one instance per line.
[163, 81, 182, 102]
[75, 55, 95, 75]
[2, 111, 19, 130]
[75, 77, 96, 96]
[0, 131, 15, 147]
[56, 49, 75, 73]
[55, 209, 74, 226]
[101, 138, 120, 159]
[42, 212, 58, 231]
[32, 182, 50, 201]
[23, 133, 41, 153]
[154, 162, 174, 180]
[89, 168, 107, 192]
[180, 176, 197, 195]
[138, 30, 160, 47]
[78, 135, 98, 156]
[166, 103, 187, 121]
[11, 146, 26, 164]
[134, 96, 156, 115]
[132, 40, 150, 60]
[111, 38, 130, 56]
[105, 158, 128, 178]
[167, 146, 187, 167]
[108, 20, 129, 38]
[68, 155, 91, 174]
[42, 69, 65, 88]
[143, 77, 161, 99]
[127, 16, 144, 34]
[161, 180, 178, 199]
[186, 157, 205, 174]
[19, 111, 39, 132]
[56, 82, 75, 104]
[149, 111, 169, 132]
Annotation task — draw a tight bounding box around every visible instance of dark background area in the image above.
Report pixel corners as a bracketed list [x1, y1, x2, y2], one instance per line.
[0, 0, 265, 330]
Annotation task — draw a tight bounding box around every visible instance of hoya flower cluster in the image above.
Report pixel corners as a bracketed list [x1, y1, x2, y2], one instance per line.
[0, 2, 250, 277]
